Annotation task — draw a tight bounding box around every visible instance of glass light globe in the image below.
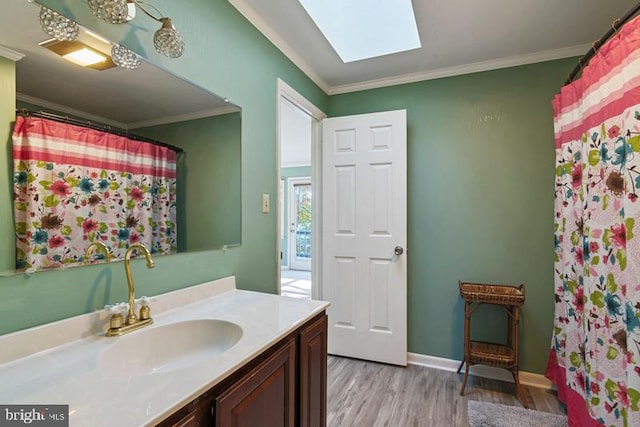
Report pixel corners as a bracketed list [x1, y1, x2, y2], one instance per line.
[88, 0, 129, 24]
[39, 6, 79, 41]
[153, 18, 185, 59]
[111, 45, 142, 69]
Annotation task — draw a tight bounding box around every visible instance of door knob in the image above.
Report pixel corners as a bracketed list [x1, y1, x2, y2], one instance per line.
[394, 246, 404, 256]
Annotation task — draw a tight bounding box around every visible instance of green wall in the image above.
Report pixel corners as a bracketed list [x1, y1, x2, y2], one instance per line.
[138, 113, 242, 252]
[0, 0, 327, 335]
[0, 0, 576, 375]
[327, 59, 574, 373]
[280, 166, 311, 268]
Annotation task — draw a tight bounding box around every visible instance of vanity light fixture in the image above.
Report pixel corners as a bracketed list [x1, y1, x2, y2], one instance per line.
[152, 17, 185, 59]
[38, 6, 79, 42]
[39, 38, 117, 71]
[87, 0, 129, 24]
[62, 47, 107, 67]
[38, 1, 183, 69]
[88, 0, 184, 58]
[111, 44, 142, 69]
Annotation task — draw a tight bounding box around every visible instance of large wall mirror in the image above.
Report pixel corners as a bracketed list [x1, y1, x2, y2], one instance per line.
[0, 0, 241, 274]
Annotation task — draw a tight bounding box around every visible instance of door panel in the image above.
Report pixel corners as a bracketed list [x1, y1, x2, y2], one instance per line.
[334, 166, 356, 234]
[333, 257, 356, 329]
[370, 258, 391, 333]
[322, 109, 407, 366]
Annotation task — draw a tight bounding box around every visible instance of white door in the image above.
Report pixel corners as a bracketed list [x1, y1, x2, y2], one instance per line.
[322, 109, 407, 366]
[289, 177, 312, 271]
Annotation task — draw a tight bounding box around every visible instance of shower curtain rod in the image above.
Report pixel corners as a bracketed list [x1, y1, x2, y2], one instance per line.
[565, 1, 640, 85]
[15, 109, 184, 154]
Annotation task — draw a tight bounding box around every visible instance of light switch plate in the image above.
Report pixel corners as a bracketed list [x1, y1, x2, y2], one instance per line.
[262, 194, 270, 213]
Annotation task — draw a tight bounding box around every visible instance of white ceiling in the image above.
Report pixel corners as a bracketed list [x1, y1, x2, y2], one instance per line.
[230, 0, 638, 94]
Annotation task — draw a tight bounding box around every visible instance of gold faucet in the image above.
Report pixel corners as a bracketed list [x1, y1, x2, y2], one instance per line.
[106, 244, 155, 337]
[84, 241, 111, 264]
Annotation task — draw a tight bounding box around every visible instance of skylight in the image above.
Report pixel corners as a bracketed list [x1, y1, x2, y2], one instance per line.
[298, 0, 421, 63]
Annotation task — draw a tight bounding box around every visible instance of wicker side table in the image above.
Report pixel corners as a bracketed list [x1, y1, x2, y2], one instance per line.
[457, 281, 527, 408]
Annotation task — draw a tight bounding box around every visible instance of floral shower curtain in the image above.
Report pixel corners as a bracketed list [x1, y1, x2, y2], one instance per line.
[12, 116, 177, 270]
[547, 15, 640, 427]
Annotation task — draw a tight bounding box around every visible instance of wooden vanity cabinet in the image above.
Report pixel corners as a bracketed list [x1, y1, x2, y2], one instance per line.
[157, 312, 327, 427]
[216, 338, 296, 426]
[298, 314, 327, 427]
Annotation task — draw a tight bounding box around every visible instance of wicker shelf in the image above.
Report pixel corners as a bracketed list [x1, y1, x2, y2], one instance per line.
[457, 281, 528, 408]
[468, 341, 515, 369]
[459, 282, 525, 306]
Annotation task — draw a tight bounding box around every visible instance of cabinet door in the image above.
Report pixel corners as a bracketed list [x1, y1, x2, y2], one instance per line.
[216, 339, 296, 427]
[299, 314, 328, 427]
[159, 396, 214, 427]
[169, 410, 208, 427]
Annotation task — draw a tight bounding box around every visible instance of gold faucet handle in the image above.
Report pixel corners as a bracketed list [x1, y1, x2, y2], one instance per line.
[104, 302, 127, 314]
[104, 303, 126, 330]
[136, 296, 154, 321]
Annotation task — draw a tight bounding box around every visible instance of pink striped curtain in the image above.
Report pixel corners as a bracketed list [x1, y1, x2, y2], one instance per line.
[547, 15, 640, 427]
[12, 116, 177, 270]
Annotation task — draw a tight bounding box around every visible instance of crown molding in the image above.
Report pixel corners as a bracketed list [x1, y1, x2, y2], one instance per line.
[229, 2, 589, 96]
[0, 45, 25, 62]
[127, 105, 241, 129]
[228, 0, 330, 94]
[16, 93, 127, 129]
[328, 44, 589, 95]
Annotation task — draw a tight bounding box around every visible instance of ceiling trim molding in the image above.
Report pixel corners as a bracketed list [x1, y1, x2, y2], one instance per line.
[327, 44, 590, 95]
[0, 45, 25, 61]
[17, 93, 127, 129]
[228, 0, 330, 94]
[228, 2, 593, 97]
[127, 106, 241, 129]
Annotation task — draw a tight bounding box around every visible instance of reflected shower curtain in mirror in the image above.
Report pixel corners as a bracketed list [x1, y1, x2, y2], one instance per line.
[547, 15, 640, 427]
[12, 116, 177, 270]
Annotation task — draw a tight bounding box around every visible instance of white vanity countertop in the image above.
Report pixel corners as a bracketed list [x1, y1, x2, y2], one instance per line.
[0, 277, 329, 426]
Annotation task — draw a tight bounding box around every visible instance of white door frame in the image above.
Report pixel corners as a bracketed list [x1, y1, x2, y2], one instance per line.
[288, 176, 312, 271]
[276, 79, 326, 299]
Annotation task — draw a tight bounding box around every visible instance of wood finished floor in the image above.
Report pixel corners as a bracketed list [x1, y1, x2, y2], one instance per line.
[327, 356, 566, 427]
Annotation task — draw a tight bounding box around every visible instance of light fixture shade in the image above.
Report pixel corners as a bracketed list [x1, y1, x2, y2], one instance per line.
[111, 44, 142, 69]
[153, 18, 185, 59]
[88, 0, 129, 24]
[39, 6, 79, 41]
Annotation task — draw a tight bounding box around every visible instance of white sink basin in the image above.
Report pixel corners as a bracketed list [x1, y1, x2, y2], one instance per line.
[99, 319, 242, 376]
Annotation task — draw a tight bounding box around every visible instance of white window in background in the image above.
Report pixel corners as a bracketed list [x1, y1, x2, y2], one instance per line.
[297, 0, 421, 63]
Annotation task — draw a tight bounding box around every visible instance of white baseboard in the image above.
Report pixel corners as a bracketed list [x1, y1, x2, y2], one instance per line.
[407, 352, 554, 390]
